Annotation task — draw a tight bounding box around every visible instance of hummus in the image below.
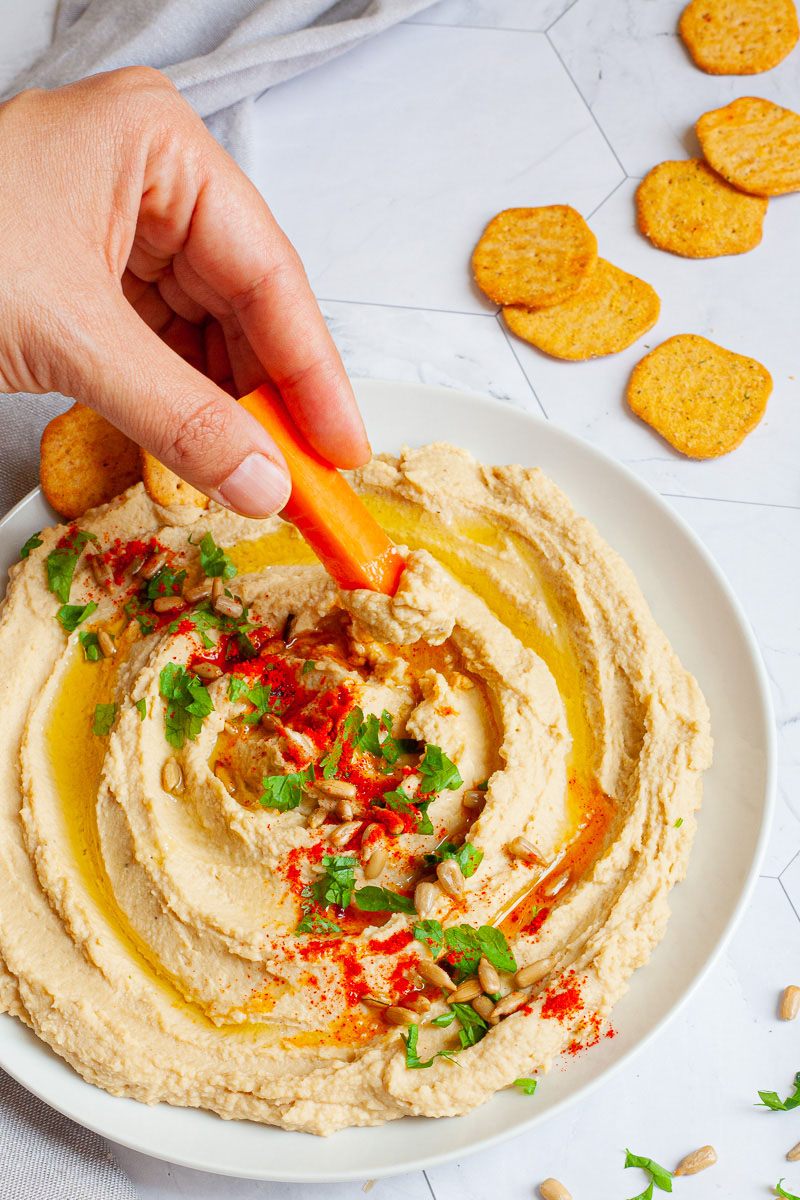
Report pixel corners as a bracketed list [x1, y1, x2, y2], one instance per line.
[0, 443, 711, 1135]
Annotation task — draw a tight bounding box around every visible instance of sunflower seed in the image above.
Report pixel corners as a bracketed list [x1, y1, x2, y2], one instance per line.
[507, 836, 545, 865]
[462, 789, 484, 809]
[307, 808, 327, 829]
[781, 985, 800, 1020]
[364, 847, 388, 880]
[414, 881, 438, 919]
[361, 822, 382, 847]
[314, 778, 357, 800]
[674, 1145, 717, 1176]
[478, 956, 501, 995]
[384, 1006, 418, 1027]
[213, 595, 243, 619]
[449, 977, 482, 1004]
[515, 959, 552, 989]
[328, 821, 362, 848]
[490, 991, 528, 1020]
[141, 550, 168, 580]
[153, 595, 185, 613]
[97, 630, 116, 658]
[417, 960, 456, 992]
[88, 555, 113, 589]
[161, 757, 183, 794]
[436, 858, 465, 900]
[787, 1141, 800, 1162]
[193, 661, 223, 681]
[183, 579, 213, 604]
[471, 994, 495, 1021]
[539, 1180, 572, 1200]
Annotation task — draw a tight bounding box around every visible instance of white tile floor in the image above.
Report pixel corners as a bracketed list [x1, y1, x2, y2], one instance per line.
[3, 1, 800, 1196]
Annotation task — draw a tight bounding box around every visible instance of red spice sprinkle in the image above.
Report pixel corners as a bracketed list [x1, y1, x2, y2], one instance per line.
[541, 976, 584, 1024]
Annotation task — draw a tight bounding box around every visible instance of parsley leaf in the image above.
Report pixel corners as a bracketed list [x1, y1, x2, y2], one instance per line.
[229, 677, 274, 724]
[135, 698, 147, 721]
[320, 706, 364, 779]
[189, 531, 237, 579]
[413, 919, 444, 956]
[476, 926, 517, 974]
[78, 631, 101, 661]
[432, 924, 516, 982]
[124, 594, 158, 635]
[418, 743, 463, 794]
[310, 855, 357, 910]
[758, 1072, 800, 1111]
[476, 779, 489, 791]
[629, 1184, 654, 1200]
[302, 660, 317, 675]
[144, 565, 186, 600]
[92, 702, 116, 736]
[674, 817, 683, 828]
[512, 1077, 537, 1095]
[776, 1180, 800, 1199]
[19, 532, 43, 559]
[431, 1011, 455, 1028]
[401, 1023, 439, 1069]
[450, 1001, 488, 1049]
[159, 662, 214, 749]
[624, 1150, 673, 1193]
[56, 600, 98, 632]
[259, 768, 313, 812]
[295, 910, 342, 936]
[424, 840, 483, 878]
[374, 786, 434, 834]
[354, 886, 416, 914]
[46, 530, 96, 604]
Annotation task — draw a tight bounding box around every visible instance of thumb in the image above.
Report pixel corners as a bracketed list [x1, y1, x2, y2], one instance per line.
[64, 294, 292, 517]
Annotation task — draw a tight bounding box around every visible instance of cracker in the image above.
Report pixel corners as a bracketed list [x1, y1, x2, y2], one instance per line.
[636, 158, 768, 257]
[696, 96, 800, 196]
[503, 258, 660, 361]
[40, 403, 141, 519]
[679, 0, 798, 75]
[140, 450, 210, 509]
[627, 334, 771, 457]
[472, 205, 598, 307]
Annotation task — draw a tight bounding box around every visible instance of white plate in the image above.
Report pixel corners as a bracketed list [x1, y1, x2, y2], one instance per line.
[0, 380, 775, 1182]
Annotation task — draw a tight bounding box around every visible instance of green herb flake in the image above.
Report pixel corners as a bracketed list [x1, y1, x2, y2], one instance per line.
[159, 662, 215, 749]
[145, 565, 186, 600]
[450, 1001, 488, 1049]
[424, 840, 484, 878]
[758, 1072, 800, 1111]
[512, 1077, 537, 1095]
[295, 910, 342, 936]
[19, 532, 43, 559]
[418, 743, 463, 794]
[78, 631, 101, 661]
[413, 918, 444, 957]
[776, 1180, 800, 1199]
[624, 1149, 673, 1194]
[302, 660, 317, 675]
[674, 817, 683, 828]
[189, 531, 237, 579]
[431, 1011, 455, 1028]
[401, 1023, 438, 1069]
[476, 779, 489, 791]
[135, 698, 147, 721]
[46, 529, 96, 604]
[92, 702, 117, 736]
[354, 886, 416, 914]
[310, 855, 358, 911]
[56, 600, 98, 632]
[259, 768, 313, 812]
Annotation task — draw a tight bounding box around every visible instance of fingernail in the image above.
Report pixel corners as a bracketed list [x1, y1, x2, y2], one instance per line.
[218, 454, 291, 517]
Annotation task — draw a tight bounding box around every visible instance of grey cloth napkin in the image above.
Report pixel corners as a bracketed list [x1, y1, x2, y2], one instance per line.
[0, 0, 432, 518]
[0, 0, 433, 1193]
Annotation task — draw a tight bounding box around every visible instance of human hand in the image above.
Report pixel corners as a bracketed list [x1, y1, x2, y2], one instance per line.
[0, 67, 370, 516]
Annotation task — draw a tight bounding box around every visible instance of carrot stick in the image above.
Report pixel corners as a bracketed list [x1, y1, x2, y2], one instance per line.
[238, 385, 405, 595]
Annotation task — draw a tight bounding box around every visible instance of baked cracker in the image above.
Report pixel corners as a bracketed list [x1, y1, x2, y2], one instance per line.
[472, 205, 598, 307]
[636, 158, 768, 257]
[696, 96, 800, 196]
[140, 450, 210, 509]
[679, 0, 798, 75]
[40, 403, 142, 519]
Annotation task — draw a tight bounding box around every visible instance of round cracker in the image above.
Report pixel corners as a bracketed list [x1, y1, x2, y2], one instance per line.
[627, 334, 771, 458]
[472, 205, 598, 307]
[636, 158, 768, 257]
[40, 402, 142, 519]
[140, 449, 210, 509]
[696, 96, 800, 196]
[679, 0, 798, 75]
[503, 258, 660, 361]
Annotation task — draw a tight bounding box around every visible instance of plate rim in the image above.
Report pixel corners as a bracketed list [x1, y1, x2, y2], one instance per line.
[0, 379, 776, 1181]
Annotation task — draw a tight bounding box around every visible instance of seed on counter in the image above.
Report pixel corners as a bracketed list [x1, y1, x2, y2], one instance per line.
[364, 847, 388, 880]
[97, 630, 116, 658]
[417, 960, 456, 992]
[437, 858, 465, 899]
[193, 661, 223, 681]
[140, 550, 168, 580]
[490, 990, 527, 1020]
[787, 1141, 800, 1162]
[384, 1006, 418, 1027]
[780, 985, 800, 1020]
[328, 821, 362, 848]
[213, 595, 243, 619]
[471, 994, 495, 1022]
[515, 959, 552, 989]
[507, 835, 545, 865]
[414, 881, 438, 919]
[161, 757, 183, 794]
[153, 595, 186, 613]
[674, 1145, 717, 1176]
[183, 578, 213, 604]
[539, 1179, 572, 1200]
[449, 977, 482, 1004]
[478, 956, 501, 995]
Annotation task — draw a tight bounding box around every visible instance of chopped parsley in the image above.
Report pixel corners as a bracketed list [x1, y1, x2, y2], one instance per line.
[512, 1077, 537, 1095]
[476, 779, 489, 792]
[135, 698, 147, 721]
[449, 1001, 487, 1048]
[624, 1150, 673, 1195]
[430, 1011, 455, 1028]
[758, 1071, 800, 1111]
[295, 910, 342, 936]
[418, 744, 463, 794]
[169, 598, 258, 654]
[354, 709, 418, 764]
[424, 840, 483, 878]
[78, 631, 101, 661]
[674, 817, 683, 828]
[302, 660, 317, 675]
[308, 855, 357, 911]
[92, 702, 116, 736]
[56, 600, 98, 632]
[229, 677, 275, 724]
[124, 594, 158, 635]
[19, 532, 43, 559]
[45, 529, 96, 604]
[776, 1181, 800, 1199]
[144, 565, 186, 599]
[412, 920, 516, 982]
[354, 886, 416, 914]
[189, 531, 237, 579]
[159, 662, 214, 749]
[259, 767, 313, 812]
[373, 786, 433, 834]
[400, 1023, 458, 1070]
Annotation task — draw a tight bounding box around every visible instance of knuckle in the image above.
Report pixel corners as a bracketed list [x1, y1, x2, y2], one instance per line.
[157, 398, 234, 471]
[106, 65, 176, 94]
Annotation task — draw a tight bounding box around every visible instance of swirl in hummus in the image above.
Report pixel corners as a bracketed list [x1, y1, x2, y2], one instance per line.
[0, 443, 711, 1135]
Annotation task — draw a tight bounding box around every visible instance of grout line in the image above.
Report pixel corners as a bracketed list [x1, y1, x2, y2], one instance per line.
[495, 313, 549, 420]
[403, 19, 559, 35]
[545, 29, 629, 182]
[317, 295, 492, 318]
[423, 1168, 438, 1199]
[586, 175, 629, 220]
[780, 877, 800, 926]
[660, 491, 800, 513]
[546, 0, 582, 32]
[779, 846, 800, 879]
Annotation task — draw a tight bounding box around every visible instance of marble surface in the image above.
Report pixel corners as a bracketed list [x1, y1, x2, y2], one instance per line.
[3, 1, 800, 1197]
